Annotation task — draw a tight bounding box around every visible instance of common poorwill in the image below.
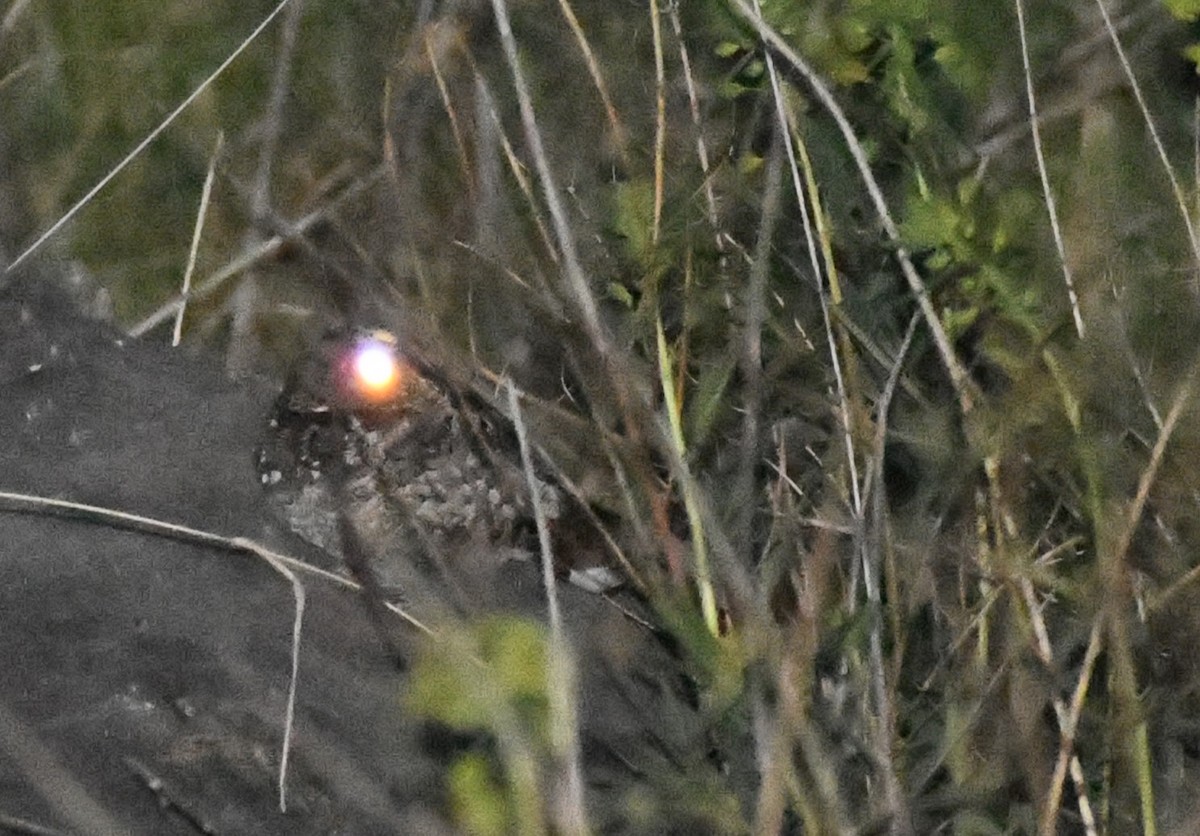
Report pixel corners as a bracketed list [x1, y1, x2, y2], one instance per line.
[254, 326, 562, 614]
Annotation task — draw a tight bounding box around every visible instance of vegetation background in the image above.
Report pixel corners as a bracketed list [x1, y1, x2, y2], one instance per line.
[5, 0, 1200, 832]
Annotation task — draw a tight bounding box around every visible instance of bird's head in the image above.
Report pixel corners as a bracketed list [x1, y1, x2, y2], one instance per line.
[335, 329, 409, 408]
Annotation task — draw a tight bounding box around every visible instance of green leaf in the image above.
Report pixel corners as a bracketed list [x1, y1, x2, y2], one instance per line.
[611, 178, 656, 268]
[450, 754, 511, 836]
[1164, 0, 1200, 21]
[827, 56, 871, 85]
[738, 153, 765, 177]
[608, 281, 636, 308]
[956, 176, 981, 206]
[685, 354, 737, 451]
[941, 305, 980, 341]
[406, 617, 551, 738]
[1184, 42, 1200, 72]
[714, 40, 742, 58]
[717, 78, 755, 99]
[836, 16, 875, 53]
[900, 192, 963, 250]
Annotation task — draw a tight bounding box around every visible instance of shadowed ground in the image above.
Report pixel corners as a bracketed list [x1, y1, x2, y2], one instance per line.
[0, 280, 442, 834]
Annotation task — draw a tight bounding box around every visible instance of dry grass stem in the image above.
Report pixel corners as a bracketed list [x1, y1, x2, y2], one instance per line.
[506, 381, 587, 834]
[1093, 0, 1200, 277]
[649, 0, 666, 245]
[0, 494, 436, 657]
[235, 538, 305, 812]
[667, 4, 720, 244]
[468, 72, 561, 269]
[1014, 0, 1085, 338]
[173, 131, 224, 347]
[656, 316, 720, 635]
[735, 133, 782, 557]
[0, 810, 70, 836]
[554, 0, 629, 165]
[864, 311, 919, 835]
[1114, 365, 1198, 568]
[425, 28, 476, 204]
[1040, 617, 1104, 836]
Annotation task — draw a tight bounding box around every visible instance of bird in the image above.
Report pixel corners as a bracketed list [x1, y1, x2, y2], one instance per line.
[253, 325, 569, 634]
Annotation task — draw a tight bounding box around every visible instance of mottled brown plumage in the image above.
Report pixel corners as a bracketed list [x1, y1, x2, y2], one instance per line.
[254, 327, 564, 624]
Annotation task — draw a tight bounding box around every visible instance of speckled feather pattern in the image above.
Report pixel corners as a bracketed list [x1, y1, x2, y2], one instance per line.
[254, 329, 561, 595]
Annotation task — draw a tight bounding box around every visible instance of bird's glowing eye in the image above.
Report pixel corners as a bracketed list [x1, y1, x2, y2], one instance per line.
[349, 339, 403, 403]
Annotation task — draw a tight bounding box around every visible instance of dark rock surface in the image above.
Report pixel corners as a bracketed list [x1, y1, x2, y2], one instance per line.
[0, 279, 440, 834]
[0, 277, 743, 834]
